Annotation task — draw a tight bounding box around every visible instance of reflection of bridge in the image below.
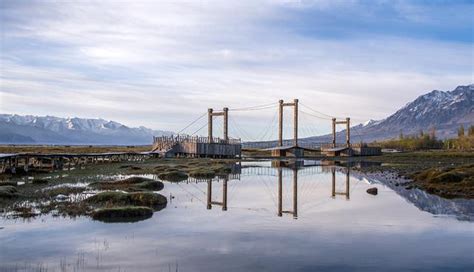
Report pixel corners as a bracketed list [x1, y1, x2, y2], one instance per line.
[0, 152, 152, 174]
[181, 165, 354, 219]
[153, 99, 380, 158]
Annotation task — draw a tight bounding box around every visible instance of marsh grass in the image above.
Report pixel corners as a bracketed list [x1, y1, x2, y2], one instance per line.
[90, 177, 164, 191]
[91, 206, 153, 223]
[408, 164, 474, 198]
[86, 191, 167, 209]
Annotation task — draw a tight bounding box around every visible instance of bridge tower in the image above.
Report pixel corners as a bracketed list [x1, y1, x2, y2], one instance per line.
[273, 99, 303, 157]
[208, 107, 229, 143]
[277, 167, 298, 219]
[331, 117, 351, 148]
[278, 99, 299, 147]
[331, 168, 350, 200]
[207, 177, 228, 211]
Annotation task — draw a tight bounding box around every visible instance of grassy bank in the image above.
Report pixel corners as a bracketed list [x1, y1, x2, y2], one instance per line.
[345, 151, 474, 199]
[0, 144, 152, 154]
[0, 157, 238, 221]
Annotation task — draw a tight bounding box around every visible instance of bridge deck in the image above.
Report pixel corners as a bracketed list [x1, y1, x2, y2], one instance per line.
[262, 145, 319, 152]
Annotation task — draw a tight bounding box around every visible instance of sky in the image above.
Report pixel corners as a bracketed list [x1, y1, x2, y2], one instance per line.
[0, 0, 473, 140]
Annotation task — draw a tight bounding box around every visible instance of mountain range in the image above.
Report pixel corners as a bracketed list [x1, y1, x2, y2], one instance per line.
[0, 115, 172, 145]
[299, 84, 473, 144]
[0, 84, 472, 145]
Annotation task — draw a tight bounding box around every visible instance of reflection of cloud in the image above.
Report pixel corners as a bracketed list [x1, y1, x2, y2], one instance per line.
[1, 168, 473, 270]
[0, 1, 472, 138]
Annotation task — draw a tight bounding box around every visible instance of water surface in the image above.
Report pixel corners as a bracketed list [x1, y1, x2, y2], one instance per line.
[1, 162, 473, 271]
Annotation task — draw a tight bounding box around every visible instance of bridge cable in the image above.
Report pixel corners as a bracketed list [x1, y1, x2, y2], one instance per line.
[229, 102, 277, 112]
[176, 112, 207, 135]
[190, 121, 208, 136]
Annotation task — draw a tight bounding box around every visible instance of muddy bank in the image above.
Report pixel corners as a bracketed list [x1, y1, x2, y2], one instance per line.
[352, 171, 474, 221]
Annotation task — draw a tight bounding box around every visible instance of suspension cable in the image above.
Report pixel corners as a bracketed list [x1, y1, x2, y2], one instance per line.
[176, 112, 207, 135]
[229, 102, 277, 111]
[190, 121, 208, 136]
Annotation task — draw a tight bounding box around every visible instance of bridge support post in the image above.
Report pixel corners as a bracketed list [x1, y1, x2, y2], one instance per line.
[278, 100, 283, 147]
[346, 168, 350, 200]
[293, 99, 298, 147]
[293, 168, 298, 219]
[346, 117, 351, 148]
[332, 118, 336, 148]
[207, 179, 212, 210]
[223, 107, 229, 142]
[331, 168, 336, 198]
[278, 168, 282, 217]
[208, 108, 213, 143]
[222, 177, 228, 211]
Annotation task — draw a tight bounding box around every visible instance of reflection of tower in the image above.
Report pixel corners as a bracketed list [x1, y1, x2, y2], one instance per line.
[278, 168, 298, 219]
[207, 177, 228, 211]
[331, 167, 350, 200]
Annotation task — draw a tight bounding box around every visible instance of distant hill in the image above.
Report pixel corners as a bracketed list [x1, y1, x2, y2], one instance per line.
[0, 115, 173, 145]
[301, 84, 473, 144]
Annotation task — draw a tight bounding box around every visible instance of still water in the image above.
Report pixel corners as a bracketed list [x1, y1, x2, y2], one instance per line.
[1, 161, 473, 271]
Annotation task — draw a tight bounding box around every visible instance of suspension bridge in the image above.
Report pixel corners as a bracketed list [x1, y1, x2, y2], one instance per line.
[152, 99, 381, 158]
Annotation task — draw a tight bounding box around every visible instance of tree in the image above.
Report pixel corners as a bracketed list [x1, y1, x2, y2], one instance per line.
[430, 127, 436, 140]
[468, 125, 474, 137]
[458, 125, 465, 138]
[399, 130, 404, 140]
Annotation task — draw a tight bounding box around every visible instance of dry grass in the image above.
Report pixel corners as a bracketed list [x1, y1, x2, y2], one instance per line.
[0, 144, 152, 154]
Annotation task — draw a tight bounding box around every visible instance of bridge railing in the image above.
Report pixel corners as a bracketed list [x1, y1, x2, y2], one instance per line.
[153, 135, 241, 145]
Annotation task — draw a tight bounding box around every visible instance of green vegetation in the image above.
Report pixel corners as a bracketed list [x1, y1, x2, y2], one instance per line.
[158, 170, 188, 182]
[408, 164, 474, 199]
[0, 186, 18, 198]
[0, 156, 241, 222]
[444, 125, 474, 150]
[91, 206, 153, 223]
[90, 177, 164, 191]
[378, 125, 474, 151]
[44, 186, 87, 197]
[0, 144, 151, 154]
[86, 191, 167, 208]
[345, 151, 474, 199]
[376, 129, 443, 151]
[188, 169, 216, 179]
[0, 181, 17, 187]
[31, 178, 49, 185]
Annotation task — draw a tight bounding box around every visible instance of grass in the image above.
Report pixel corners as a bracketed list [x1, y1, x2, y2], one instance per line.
[0, 186, 18, 198]
[0, 144, 152, 154]
[408, 164, 474, 199]
[44, 186, 87, 197]
[340, 151, 474, 199]
[188, 169, 216, 179]
[158, 171, 188, 182]
[31, 178, 49, 185]
[90, 177, 164, 191]
[0, 181, 17, 187]
[91, 206, 153, 223]
[85, 191, 167, 209]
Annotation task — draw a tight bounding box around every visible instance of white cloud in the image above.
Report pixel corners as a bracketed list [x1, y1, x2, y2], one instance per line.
[0, 1, 472, 140]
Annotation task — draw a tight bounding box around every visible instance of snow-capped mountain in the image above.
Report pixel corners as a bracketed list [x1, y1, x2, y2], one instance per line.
[362, 84, 473, 140]
[0, 115, 173, 145]
[301, 84, 473, 143]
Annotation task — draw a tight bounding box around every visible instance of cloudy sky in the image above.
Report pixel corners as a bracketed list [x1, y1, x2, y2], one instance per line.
[0, 0, 473, 139]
